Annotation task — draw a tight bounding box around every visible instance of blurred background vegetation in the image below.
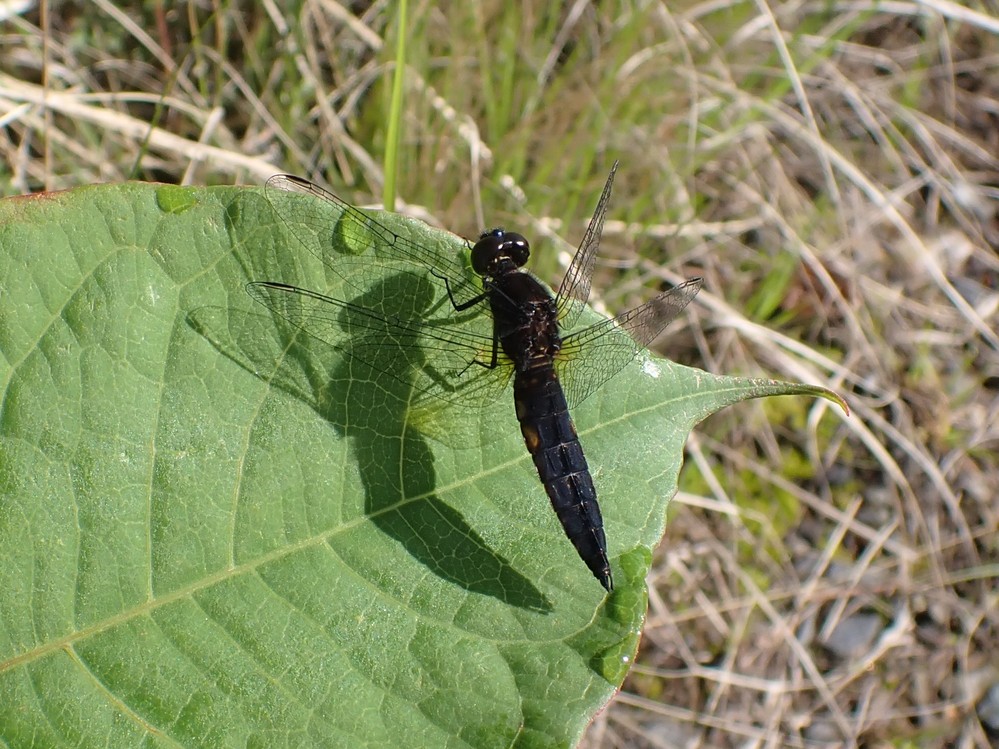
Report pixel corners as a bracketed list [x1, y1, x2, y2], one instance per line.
[2, 1, 997, 746]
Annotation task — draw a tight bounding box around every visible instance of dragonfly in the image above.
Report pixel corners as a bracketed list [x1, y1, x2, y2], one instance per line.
[247, 162, 702, 591]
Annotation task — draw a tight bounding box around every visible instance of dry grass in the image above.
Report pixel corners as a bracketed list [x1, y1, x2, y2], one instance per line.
[2, 1, 997, 747]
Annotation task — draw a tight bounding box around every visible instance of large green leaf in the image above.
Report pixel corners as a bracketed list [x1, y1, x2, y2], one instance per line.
[0, 183, 841, 747]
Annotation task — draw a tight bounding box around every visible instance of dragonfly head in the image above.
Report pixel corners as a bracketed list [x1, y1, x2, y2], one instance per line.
[471, 229, 530, 278]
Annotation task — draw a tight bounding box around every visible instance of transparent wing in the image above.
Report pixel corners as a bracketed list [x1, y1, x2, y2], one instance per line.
[246, 281, 511, 409]
[265, 175, 482, 307]
[554, 161, 619, 330]
[557, 278, 702, 409]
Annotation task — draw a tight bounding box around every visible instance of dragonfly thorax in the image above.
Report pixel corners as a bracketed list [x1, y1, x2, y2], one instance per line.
[471, 229, 530, 277]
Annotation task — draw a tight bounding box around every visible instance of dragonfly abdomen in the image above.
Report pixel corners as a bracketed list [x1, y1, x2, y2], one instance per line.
[513, 366, 613, 591]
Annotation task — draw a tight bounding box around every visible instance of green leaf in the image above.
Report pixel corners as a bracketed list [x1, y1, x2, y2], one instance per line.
[0, 183, 843, 747]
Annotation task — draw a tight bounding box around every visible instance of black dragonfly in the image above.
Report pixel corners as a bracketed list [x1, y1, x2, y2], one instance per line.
[248, 162, 702, 591]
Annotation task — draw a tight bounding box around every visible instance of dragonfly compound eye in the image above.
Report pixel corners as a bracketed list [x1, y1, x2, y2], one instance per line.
[471, 229, 530, 276]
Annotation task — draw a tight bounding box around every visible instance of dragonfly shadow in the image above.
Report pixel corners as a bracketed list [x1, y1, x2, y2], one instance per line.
[189, 273, 550, 612]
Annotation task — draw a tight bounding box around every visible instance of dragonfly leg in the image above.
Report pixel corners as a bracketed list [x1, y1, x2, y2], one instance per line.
[455, 328, 500, 377]
[432, 269, 489, 312]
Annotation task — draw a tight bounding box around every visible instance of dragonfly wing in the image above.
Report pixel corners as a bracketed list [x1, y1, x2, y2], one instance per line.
[555, 161, 619, 329]
[246, 281, 510, 409]
[557, 278, 702, 409]
[265, 175, 481, 306]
